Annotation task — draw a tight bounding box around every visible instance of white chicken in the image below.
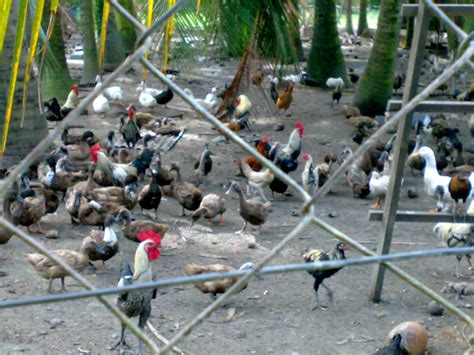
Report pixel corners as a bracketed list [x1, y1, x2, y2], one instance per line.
[411, 146, 451, 211]
[369, 171, 390, 209]
[95, 75, 123, 102]
[136, 81, 162, 96]
[92, 93, 110, 115]
[183, 87, 219, 112]
[138, 91, 157, 109]
[433, 223, 473, 278]
[240, 161, 274, 202]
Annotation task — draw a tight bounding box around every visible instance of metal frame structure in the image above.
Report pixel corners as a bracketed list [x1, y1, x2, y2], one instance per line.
[0, 0, 473, 353]
[368, 0, 474, 302]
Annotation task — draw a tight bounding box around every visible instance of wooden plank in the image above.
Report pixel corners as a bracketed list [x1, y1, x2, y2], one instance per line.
[387, 100, 474, 113]
[369, 210, 474, 223]
[402, 4, 474, 17]
[368, 0, 431, 303]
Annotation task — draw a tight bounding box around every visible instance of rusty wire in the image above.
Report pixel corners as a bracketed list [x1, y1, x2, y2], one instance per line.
[1, 0, 474, 354]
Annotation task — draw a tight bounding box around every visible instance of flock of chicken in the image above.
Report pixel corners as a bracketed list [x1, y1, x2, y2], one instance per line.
[2, 57, 473, 353]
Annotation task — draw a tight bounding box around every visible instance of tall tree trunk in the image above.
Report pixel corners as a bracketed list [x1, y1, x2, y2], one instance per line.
[307, 0, 347, 86]
[94, 0, 125, 71]
[115, 0, 137, 55]
[353, 0, 402, 116]
[0, 1, 48, 166]
[41, 0, 74, 101]
[357, 0, 369, 35]
[345, 0, 354, 34]
[290, 0, 305, 61]
[80, 0, 100, 84]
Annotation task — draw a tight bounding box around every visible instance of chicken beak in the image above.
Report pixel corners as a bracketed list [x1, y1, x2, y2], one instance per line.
[410, 152, 421, 159]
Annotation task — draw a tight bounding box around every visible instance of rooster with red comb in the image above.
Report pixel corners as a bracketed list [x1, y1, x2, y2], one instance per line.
[61, 85, 80, 116]
[273, 122, 304, 174]
[113, 229, 161, 353]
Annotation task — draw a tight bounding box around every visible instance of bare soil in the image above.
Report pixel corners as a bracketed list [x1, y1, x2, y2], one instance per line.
[0, 41, 472, 354]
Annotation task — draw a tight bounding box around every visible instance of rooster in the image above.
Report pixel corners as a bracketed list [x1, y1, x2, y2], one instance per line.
[303, 242, 349, 310]
[274, 122, 304, 173]
[90, 144, 153, 186]
[240, 161, 274, 202]
[112, 230, 161, 354]
[238, 135, 271, 173]
[61, 85, 80, 115]
[43, 98, 65, 123]
[448, 172, 473, 219]
[120, 104, 141, 151]
[433, 223, 474, 278]
[233, 95, 252, 119]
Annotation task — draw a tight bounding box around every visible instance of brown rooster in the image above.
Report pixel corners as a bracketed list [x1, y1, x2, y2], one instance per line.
[448, 172, 472, 218]
[276, 82, 295, 112]
[238, 135, 271, 173]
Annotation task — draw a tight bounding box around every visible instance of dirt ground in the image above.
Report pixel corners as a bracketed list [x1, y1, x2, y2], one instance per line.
[0, 40, 473, 354]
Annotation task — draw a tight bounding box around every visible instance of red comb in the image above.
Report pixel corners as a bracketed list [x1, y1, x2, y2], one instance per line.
[302, 152, 310, 160]
[89, 144, 102, 163]
[137, 229, 161, 245]
[262, 135, 270, 142]
[71, 85, 78, 90]
[295, 122, 304, 137]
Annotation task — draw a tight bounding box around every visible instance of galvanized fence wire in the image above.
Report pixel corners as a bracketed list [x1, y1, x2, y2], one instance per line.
[1, 0, 473, 353]
[1, 246, 473, 309]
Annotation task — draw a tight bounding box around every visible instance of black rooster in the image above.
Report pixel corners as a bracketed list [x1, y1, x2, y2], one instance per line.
[331, 87, 342, 107]
[120, 104, 141, 151]
[43, 98, 65, 123]
[303, 242, 349, 310]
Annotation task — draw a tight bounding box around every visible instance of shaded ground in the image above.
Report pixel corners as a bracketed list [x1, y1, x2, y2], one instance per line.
[0, 40, 472, 354]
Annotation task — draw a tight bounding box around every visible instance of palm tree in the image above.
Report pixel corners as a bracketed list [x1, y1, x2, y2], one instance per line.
[307, 0, 347, 86]
[357, 0, 369, 35]
[80, 0, 100, 84]
[0, 1, 48, 166]
[353, 0, 402, 116]
[115, 0, 138, 55]
[94, 0, 125, 71]
[41, 0, 74, 101]
[345, 0, 354, 34]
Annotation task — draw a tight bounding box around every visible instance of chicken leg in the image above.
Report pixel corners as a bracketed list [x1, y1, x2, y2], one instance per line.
[111, 323, 131, 352]
[236, 221, 248, 235]
[370, 196, 382, 209]
[312, 280, 328, 311]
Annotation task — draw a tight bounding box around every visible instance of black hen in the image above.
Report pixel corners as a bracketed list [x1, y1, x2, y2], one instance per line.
[331, 87, 342, 107]
[393, 74, 403, 93]
[270, 81, 278, 104]
[138, 167, 162, 220]
[374, 334, 405, 355]
[153, 88, 174, 106]
[43, 98, 64, 123]
[131, 135, 154, 177]
[303, 242, 348, 310]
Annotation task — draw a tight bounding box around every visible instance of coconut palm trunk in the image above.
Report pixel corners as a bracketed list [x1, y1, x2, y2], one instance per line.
[94, 0, 125, 72]
[307, 0, 347, 86]
[0, 1, 48, 166]
[80, 0, 100, 85]
[357, 0, 369, 36]
[115, 0, 138, 55]
[353, 0, 402, 116]
[345, 0, 354, 34]
[40, 0, 74, 102]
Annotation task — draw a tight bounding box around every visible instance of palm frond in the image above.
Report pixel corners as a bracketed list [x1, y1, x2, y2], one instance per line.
[0, 0, 13, 56]
[99, 0, 111, 72]
[1, 0, 28, 154]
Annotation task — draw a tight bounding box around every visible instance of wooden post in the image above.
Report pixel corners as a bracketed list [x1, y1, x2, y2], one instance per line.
[368, 0, 431, 302]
